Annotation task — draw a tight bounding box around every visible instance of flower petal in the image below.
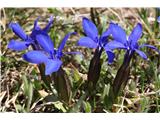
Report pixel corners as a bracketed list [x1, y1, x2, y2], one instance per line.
[8, 39, 30, 51]
[77, 37, 97, 48]
[33, 17, 41, 30]
[109, 22, 127, 44]
[9, 22, 27, 40]
[99, 28, 111, 46]
[43, 16, 54, 32]
[140, 44, 158, 50]
[157, 16, 160, 23]
[23, 50, 48, 64]
[135, 49, 147, 60]
[36, 32, 54, 53]
[140, 44, 160, 54]
[58, 32, 76, 53]
[82, 17, 98, 41]
[129, 23, 142, 48]
[45, 59, 62, 75]
[106, 51, 115, 64]
[105, 41, 127, 50]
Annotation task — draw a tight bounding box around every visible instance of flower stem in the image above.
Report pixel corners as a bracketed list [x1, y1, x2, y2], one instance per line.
[107, 51, 133, 108]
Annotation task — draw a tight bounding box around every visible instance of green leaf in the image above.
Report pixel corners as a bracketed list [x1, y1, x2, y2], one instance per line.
[15, 104, 26, 113]
[21, 75, 33, 112]
[54, 101, 67, 112]
[33, 80, 42, 90]
[102, 84, 110, 100]
[83, 101, 91, 113]
[69, 92, 86, 112]
[52, 67, 72, 105]
[43, 94, 59, 102]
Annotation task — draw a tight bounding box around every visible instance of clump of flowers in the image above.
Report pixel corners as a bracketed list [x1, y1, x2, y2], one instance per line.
[8, 15, 160, 107]
[8, 16, 77, 75]
[77, 17, 114, 94]
[8, 16, 78, 104]
[106, 22, 159, 102]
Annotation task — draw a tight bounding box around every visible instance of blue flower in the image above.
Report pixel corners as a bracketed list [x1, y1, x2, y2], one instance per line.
[157, 16, 160, 23]
[77, 17, 114, 63]
[23, 32, 77, 75]
[106, 22, 159, 60]
[8, 16, 54, 51]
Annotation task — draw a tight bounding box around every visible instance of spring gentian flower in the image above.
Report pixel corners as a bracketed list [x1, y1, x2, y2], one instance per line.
[77, 17, 114, 63]
[8, 16, 54, 51]
[106, 22, 159, 100]
[106, 22, 159, 60]
[23, 32, 76, 75]
[157, 16, 160, 23]
[77, 17, 115, 94]
[8, 22, 32, 51]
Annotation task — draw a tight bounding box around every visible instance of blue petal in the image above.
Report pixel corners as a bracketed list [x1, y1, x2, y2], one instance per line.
[8, 39, 30, 51]
[135, 49, 147, 60]
[23, 50, 48, 64]
[33, 17, 41, 31]
[101, 28, 111, 39]
[58, 32, 76, 53]
[109, 22, 127, 44]
[82, 17, 98, 41]
[36, 32, 54, 53]
[129, 23, 142, 48]
[106, 51, 115, 64]
[157, 16, 160, 23]
[45, 59, 62, 75]
[103, 46, 115, 63]
[140, 44, 160, 54]
[99, 28, 111, 46]
[77, 37, 97, 48]
[105, 41, 127, 50]
[140, 44, 158, 50]
[9, 22, 27, 40]
[43, 16, 54, 32]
